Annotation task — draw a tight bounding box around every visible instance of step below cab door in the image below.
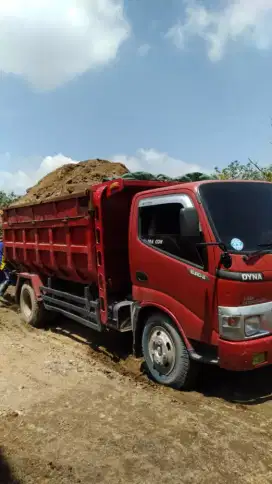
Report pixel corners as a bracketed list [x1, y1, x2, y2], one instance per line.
[130, 190, 217, 344]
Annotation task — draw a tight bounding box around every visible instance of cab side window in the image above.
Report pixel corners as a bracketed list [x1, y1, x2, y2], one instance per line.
[139, 201, 207, 268]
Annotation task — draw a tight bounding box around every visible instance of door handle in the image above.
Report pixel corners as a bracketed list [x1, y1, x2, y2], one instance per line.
[136, 271, 148, 282]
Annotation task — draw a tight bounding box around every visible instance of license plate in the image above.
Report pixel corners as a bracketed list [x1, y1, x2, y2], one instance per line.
[252, 352, 266, 366]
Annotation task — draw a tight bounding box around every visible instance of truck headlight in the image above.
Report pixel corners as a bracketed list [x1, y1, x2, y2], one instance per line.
[244, 316, 261, 337]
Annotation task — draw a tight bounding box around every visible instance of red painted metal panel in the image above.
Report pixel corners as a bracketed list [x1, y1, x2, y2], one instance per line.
[219, 336, 272, 371]
[3, 192, 97, 284]
[16, 273, 43, 299]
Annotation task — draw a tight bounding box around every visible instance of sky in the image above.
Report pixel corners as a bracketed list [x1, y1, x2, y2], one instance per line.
[1, 0, 272, 194]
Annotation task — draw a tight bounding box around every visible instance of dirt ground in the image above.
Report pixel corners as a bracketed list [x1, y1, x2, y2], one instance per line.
[1, 299, 272, 484]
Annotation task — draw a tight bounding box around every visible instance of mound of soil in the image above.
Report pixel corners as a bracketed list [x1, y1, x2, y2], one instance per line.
[11, 159, 129, 206]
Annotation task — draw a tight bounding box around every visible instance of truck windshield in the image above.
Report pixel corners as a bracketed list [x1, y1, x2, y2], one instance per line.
[199, 182, 272, 253]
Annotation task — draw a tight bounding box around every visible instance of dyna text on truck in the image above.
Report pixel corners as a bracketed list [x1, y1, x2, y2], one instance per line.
[3, 179, 272, 389]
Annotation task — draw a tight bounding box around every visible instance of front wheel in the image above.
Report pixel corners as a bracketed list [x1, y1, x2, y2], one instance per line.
[142, 313, 198, 389]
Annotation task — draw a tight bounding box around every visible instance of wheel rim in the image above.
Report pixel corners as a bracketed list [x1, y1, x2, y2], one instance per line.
[148, 326, 176, 376]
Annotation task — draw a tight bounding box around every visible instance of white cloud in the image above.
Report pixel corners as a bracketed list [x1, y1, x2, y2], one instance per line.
[167, 0, 272, 61]
[112, 148, 208, 177]
[0, 149, 208, 194]
[35, 154, 78, 179]
[0, 170, 33, 194]
[0, 0, 130, 90]
[137, 44, 151, 56]
[0, 154, 78, 194]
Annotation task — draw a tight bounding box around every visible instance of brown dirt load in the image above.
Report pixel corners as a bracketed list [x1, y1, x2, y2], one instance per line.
[1, 297, 272, 484]
[11, 159, 129, 206]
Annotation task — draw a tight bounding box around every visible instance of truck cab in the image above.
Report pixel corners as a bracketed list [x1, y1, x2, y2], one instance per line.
[129, 180, 272, 387]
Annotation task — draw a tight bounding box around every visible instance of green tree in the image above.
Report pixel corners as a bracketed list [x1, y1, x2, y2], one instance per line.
[0, 190, 19, 208]
[214, 159, 272, 181]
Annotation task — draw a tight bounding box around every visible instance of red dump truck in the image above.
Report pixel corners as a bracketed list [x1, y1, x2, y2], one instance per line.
[3, 178, 272, 388]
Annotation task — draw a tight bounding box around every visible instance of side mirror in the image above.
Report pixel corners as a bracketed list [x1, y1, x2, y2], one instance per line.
[180, 207, 200, 237]
[220, 252, 232, 269]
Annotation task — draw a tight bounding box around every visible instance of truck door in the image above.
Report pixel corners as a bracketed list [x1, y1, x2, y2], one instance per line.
[130, 192, 217, 344]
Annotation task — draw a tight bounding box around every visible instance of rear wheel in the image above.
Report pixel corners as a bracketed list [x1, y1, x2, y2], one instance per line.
[142, 312, 198, 389]
[20, 283, 46, 328]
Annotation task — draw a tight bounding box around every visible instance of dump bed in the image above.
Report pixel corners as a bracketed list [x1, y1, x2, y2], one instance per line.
[4, 190, 96, 284]
[3, 179, 173, 288]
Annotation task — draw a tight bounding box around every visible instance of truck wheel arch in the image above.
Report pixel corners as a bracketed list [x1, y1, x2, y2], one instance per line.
[15, 273, 43, 304]
[132, 303, 192, 357]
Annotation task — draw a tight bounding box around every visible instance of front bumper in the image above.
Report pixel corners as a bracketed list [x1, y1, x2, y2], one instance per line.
[219, 335, 272, 371]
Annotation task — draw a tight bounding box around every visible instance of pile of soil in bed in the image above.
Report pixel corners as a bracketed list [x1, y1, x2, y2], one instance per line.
[11, 159, 129, 206]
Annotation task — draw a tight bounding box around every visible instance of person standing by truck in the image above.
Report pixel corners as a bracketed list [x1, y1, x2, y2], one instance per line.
[0, 237, 14, 299]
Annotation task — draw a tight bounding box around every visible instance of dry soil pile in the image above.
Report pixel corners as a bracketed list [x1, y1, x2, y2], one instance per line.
[12, 159, 129, 206]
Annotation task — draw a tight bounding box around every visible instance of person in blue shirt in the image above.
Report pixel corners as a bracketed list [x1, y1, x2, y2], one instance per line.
[0, 238, 4, 266]
[0, 238, 15, 298]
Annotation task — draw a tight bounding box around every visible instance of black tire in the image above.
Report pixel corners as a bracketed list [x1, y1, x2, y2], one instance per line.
[20, 283, 46, 328]
[142, 312, 198, 390]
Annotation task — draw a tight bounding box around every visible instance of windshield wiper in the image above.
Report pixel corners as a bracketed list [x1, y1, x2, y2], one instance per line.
[258, 242, 272, 248]
[243, 242, 272, 263]
[197, 241, 232, 269]
[197, 241, 228, 251]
